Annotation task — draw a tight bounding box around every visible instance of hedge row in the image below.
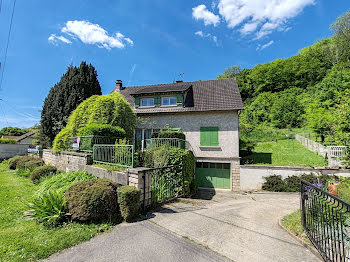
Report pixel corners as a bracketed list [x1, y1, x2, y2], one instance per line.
[0, 138, 17, 144]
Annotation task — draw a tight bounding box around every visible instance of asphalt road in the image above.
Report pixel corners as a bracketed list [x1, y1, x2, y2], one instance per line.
[44, 220, 230, 262]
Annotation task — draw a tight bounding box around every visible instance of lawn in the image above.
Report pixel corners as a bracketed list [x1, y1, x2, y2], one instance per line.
[245, 139, 328, 166]
[0, 162, 111, 262]
[282, 209, 311, 245]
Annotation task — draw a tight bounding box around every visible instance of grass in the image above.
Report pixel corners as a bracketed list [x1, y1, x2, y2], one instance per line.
[0, 162, 112, 262]
[282, 209, 311, 245]
[92, 163, 126, 172]
[245, 139, 328, 166]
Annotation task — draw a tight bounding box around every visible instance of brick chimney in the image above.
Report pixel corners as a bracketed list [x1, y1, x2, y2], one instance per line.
[114, 80, 123, 92]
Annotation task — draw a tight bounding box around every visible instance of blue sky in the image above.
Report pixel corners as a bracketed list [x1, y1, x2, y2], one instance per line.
[0, 0, 349, 129]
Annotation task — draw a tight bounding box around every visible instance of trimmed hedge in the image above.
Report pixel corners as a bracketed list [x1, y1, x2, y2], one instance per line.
[52, 93, 136, 150]
[0, 138, 16, 144]
[65, 179, 121, 223]
[338, 183, 350, 203]
[77, 124, 126, 138]
[157, 131, 185, 140]
[262, 173, 333, 192]
[117, 186, 141, 222]
[8, 155, 22, 170]
[15, 156, 37, 170]
[23, 159, 44, 170]
[30, 165, 57, 184]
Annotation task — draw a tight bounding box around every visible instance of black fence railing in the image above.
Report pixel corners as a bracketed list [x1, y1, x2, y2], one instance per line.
[300, 180, 350, 262]
[146, 165, 184, 207]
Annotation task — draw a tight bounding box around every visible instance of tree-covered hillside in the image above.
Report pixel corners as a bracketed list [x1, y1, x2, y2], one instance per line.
[218, 11, 350, 145]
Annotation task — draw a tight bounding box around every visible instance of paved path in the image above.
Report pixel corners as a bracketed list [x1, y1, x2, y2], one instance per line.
[149, 191, 321, 262]
[45, 220, 230, 262]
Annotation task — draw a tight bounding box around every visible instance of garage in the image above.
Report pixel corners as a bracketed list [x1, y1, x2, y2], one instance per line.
[195, 162, 231, 189]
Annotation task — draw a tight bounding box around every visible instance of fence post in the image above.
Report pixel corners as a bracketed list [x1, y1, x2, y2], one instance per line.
[142, 170, 146, 211]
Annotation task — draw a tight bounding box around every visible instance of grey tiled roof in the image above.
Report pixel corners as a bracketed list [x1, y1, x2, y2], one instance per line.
[118, 78, 243, 114]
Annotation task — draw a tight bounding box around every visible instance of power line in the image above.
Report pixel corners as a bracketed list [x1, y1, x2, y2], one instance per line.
[0, 0, 17, 92]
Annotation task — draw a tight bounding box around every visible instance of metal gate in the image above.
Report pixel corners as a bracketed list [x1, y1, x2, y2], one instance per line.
[145, 164, 184, 207]
[300, 180, 350, 261]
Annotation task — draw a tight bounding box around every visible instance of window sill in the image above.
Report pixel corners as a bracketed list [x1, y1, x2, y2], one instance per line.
[138, 106, 156, 108]
[199, 146, 221, 151]
[160, 105, 178, 107]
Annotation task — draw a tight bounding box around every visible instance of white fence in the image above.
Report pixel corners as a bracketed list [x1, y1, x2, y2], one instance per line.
[295, 134, 347, 168]
[295, 134, 328, 157]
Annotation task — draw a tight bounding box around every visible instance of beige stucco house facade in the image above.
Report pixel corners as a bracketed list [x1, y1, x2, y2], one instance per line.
[114, 79, 243, 191]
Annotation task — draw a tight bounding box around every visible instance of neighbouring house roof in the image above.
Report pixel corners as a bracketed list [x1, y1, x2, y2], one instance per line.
[2, 131, 35, 142]
[118, 79, 243, 114]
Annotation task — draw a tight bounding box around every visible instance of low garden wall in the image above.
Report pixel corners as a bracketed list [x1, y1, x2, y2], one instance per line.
[42, 149, 151, 207]
[241, 165, 350, 191]
[0, 144, 29, 160]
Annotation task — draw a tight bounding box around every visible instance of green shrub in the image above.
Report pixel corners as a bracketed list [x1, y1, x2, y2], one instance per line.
[52, 93, 136, 150]
[65, 179, 121, 223]
[16, 168, 31, 177]
[24, 159, 44, 170]
[338, 183, 350, 203]
[77, 124, 126, 138]
[27, 190, 66, 227]
[157, 130, 185, 140]
[8, 155, 22, 170]
[36, 171, 95, 195]
[15, 156, 37, 169]
[30, 165, 57, 183]
[262, 175, 286, 192]
[117, 186, 141, 222]
[284, 176, 300, 192]
[0, 138, 17, 144]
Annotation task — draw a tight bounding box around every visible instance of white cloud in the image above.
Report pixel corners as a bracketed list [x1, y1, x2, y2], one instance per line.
[48, 34, 72, 44]
[49, 20, 133, 49]
[215, 0, 314, 38]
[192, 5, 220, 26]
[256, 40, 274, 50]
[194, 31, 219, 45]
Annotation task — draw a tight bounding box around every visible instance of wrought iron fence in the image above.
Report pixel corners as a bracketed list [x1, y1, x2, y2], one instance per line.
[93, 144, 134, 168]
[147, 164, 184, 206]
[300, 180, 350, 261]
[68, 136, 117, 152]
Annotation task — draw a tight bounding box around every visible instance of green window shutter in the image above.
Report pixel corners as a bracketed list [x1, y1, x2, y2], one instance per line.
[155, 96, 161, 106]
[200, 127, 219, 146]
[176, 94, 183, 105]
[134, 97, 140, 106]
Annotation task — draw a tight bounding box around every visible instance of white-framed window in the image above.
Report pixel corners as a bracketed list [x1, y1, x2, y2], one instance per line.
[161, 96, 177, 106]
[140, 98, 154, 107]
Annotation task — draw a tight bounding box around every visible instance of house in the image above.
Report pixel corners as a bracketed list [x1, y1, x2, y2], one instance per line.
[114, 79, 243, 191]
[2, 131, 36, 144]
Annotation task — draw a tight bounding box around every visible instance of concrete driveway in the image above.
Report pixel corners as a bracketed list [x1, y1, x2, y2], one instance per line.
[149, 191, 321, 262]
[45, 220, 230, 262]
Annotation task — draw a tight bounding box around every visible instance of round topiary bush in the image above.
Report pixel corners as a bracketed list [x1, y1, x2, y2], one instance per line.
[15, 156, 37, 169]
[65, 179, 121, 223]
[30, 165, 57, 184]
[8, 155, 22, 170]
[117, 186, 141, 222]
[23, 159, 44, 170]
[52, 93, 136, 150]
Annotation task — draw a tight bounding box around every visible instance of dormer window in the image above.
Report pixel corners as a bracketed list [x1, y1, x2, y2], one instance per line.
[161, 96, 177, 106]
[140, 98, 154, 107]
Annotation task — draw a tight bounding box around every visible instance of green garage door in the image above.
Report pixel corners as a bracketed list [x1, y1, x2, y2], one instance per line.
[196, 162, 231, 189]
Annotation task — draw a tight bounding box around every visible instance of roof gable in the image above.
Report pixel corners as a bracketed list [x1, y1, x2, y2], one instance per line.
[118, 79, 243, 114]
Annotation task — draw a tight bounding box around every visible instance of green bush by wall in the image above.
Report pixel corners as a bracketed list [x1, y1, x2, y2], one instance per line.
[30, 165, 57, 184]
[8, 156, 22, 170]
[15, 156, 37, 170]
[151, 130, 186, 140]
[52, 93, 136, 150]
[65, 179, 121, 223]
[117, 186, 141, 222]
